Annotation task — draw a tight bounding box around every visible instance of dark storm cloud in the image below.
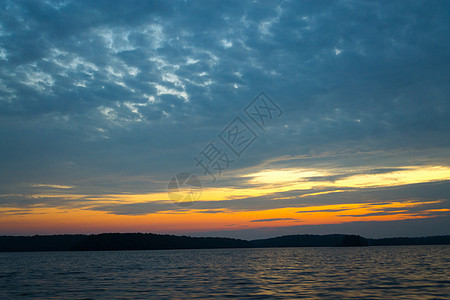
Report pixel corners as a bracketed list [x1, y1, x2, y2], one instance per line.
[0, 0, 449, 234]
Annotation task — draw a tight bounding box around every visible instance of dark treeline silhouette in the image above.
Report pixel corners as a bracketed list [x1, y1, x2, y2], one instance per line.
[0, 235, 86, 252]
[251, 234, 369, 247]
[0, 233, 449, 252]
[70, 233, 249, 251]
[0, 233, 249, 252]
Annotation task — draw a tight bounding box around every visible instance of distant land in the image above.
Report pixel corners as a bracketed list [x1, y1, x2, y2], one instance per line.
[0, 233, 449, 252]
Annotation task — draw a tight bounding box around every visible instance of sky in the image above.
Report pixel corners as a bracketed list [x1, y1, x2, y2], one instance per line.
[0, 0, 449, 239]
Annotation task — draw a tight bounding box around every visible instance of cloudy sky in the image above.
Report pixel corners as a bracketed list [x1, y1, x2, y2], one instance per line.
[0, 0, 449, 239]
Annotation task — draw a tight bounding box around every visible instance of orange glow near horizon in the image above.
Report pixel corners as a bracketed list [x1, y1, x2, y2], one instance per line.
[1, 164, 449, 235]
[0, 198, 447, 235]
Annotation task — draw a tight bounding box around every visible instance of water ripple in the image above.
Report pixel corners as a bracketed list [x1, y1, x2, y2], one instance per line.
[0, 245, 449, 299]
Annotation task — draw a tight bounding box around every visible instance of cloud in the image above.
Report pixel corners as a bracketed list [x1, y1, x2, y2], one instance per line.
[31, 184, 74, 189]
[93, 201, 172, 216]
[250, 218, 297, 223]
[338, 199, 450, 218]
[190, 215, 450, 240]
[0, 0, 449, 236]
[297, 208, 349, 214]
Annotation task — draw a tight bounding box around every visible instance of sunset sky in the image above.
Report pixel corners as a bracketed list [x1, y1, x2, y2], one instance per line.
[0, 0, 449, 239]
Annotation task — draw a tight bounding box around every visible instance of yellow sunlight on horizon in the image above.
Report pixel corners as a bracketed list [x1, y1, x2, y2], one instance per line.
[1, 164, 449, 234]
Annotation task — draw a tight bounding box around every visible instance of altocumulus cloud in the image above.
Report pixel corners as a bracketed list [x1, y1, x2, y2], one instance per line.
[0, 0, 449, 237]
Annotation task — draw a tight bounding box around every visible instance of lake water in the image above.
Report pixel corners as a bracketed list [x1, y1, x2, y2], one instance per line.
[0, 246, 449, 299]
